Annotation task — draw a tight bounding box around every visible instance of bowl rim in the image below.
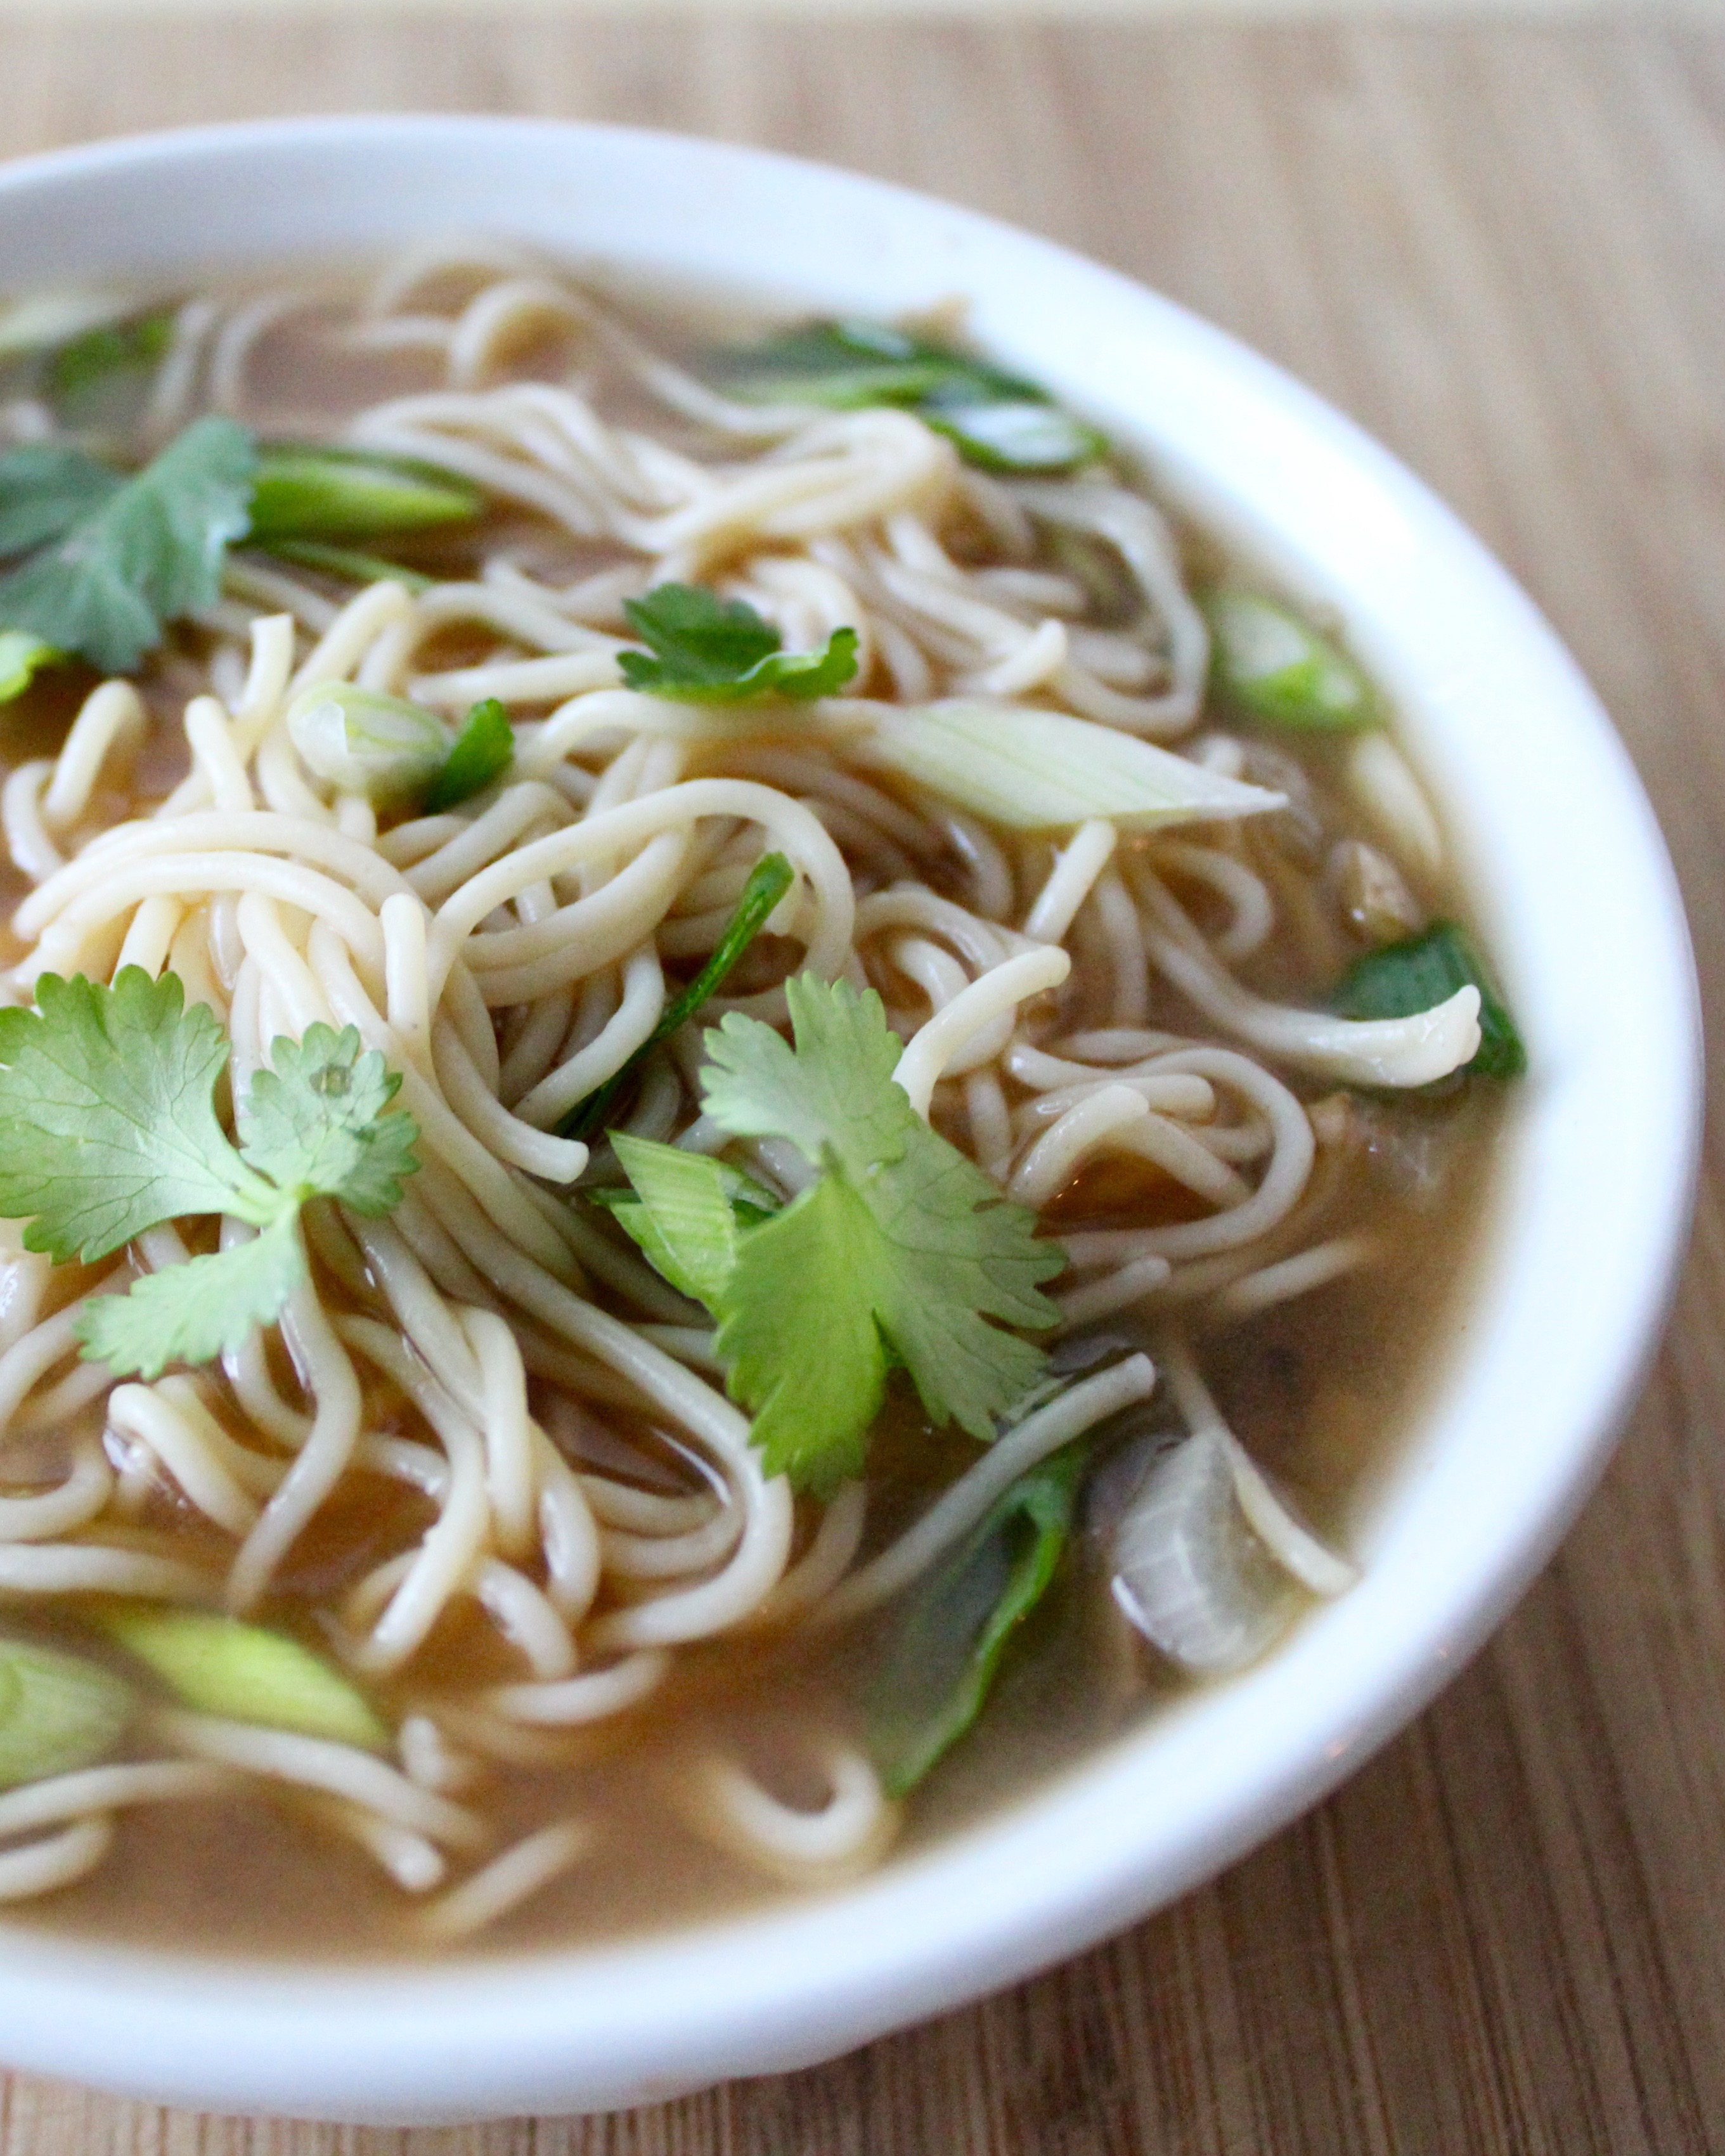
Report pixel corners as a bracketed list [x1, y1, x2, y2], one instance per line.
[0, 112, 1701, 2124]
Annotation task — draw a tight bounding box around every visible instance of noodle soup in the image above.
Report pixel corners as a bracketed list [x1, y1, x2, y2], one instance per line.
[0, 246, 1515, 1954]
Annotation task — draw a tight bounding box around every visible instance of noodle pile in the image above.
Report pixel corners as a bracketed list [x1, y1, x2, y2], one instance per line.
[0, 243, 1476, 1939]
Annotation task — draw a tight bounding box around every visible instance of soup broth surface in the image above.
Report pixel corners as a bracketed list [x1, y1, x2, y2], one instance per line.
[0, 253, 1513, 1957]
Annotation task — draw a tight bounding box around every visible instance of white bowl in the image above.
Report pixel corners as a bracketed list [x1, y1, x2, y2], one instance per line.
[0, 117, 1699, 2124]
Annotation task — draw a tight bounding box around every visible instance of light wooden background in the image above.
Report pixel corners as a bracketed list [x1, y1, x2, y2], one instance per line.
[0, 15, 1722, 2154]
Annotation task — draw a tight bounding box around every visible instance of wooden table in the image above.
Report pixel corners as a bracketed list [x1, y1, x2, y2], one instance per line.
[1, 13, 1722, 2152]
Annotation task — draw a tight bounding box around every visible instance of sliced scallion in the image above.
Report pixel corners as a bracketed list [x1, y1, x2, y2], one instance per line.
[1206, 590, 1375, 730]
[100, 1606, 389, 1750]
[286, 680, 451, 809]
[249, 445, 482, 545]
[0, 1636, 135, 1790]
[856, 699, 1285, 832]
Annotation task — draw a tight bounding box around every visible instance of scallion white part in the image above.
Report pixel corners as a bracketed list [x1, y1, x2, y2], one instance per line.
[853, 699, 1286, 831]
[286, 680, 451, 807]
[1111, 1429, 1293, 1675]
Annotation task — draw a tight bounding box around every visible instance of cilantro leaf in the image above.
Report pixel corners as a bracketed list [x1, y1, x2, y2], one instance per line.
[0, 416, 257, 672]
[0, 969, 420, 1376]
[0, 969, 273, 1261]
[77, 1213, 306, 1379]
[237, 1022, 420, 1215]
[619, 583, 858, 704]
[699, 976, 1062, 1487]
[422, 697, 514, 814]
[559, 851, 795, 1141]
[0, 442, 120, 554]
[870, 1443, 1085, 1795]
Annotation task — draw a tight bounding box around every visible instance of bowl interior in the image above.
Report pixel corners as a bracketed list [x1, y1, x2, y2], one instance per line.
[0, 117, 1698, 2123]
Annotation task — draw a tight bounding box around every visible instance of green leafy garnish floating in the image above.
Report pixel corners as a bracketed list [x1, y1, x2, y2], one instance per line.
[1330, 921, 1525, 1079]
[423, 697, 514, 815]
[707, 318, 1108, 474]
[0, 969, 419, 1378]
[0, 442, 127, 555]
[99, 1606, 388, 1750]
[607, 975, 1062, 1490]
[0, 1636, 135, 1790]
[247, 444, 482, 545]
[1206, 590, 1375, 731]
[869, 1445, 1086, 1796]
[619, 583, 858, 704]
[47, 307, 175, 419]
[560, 850, 796, 1140]
[0, 416, 257, 672]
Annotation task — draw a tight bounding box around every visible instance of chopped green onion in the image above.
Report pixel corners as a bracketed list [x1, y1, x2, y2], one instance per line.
[1330, 920, 1525, 1078]
[0, 1636, 135, 1790]
[858, 699, 1285, 831]
[559, 851, 796, 1139]
[869, 1445, 1087, 1796]
[260, 539, 435, 593]
[422, 698, 514, 815]
[285, 680, 450, 808]
[1206, 590, 1375, 730]
[707, 318, 1108, 475]
[48, 308, 175, 416]
[100, 1606, 389, 1750]
[248, 445, 482, 545]
[0, 629, 59, 704]
[0, 290, 129, 363]
[918, 394, 1105, 475]
[599, 1136, 779, 1306]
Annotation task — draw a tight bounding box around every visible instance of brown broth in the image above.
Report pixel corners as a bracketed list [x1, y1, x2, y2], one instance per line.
[0, 269, 1516, 1959]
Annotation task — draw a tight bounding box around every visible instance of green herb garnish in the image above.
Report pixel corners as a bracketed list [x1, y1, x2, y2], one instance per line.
[1330, 920, 1525, 1078]
[0, 1637, 135, 1790]
[560, 850, 795, 1140]
[247, 444, 481, 546]
[619, 583, 858, 704]
[0, 969, 419, 1378]
[1206, 590, 1376, 731]
[100, 1606, 387, 1750]
[422, 697, 514, 815]
[605, 974, 1061, 1491]
[708, 318, 1108, 474]
[869, 1445, 1085, 1795]
[0, 416, 257, 672]
[46, 307, 175, 419]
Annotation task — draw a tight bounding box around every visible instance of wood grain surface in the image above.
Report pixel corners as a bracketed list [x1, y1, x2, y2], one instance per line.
[0, 14, 1722, 2152]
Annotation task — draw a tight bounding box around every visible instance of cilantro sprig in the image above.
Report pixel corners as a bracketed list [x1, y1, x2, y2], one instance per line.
[0, 417, 257, 673]
[0, 422, 481, 690]
[599, 975, 1062, 1490]
[0, 969, 419, 1378]
[619, 583, 858, 704]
